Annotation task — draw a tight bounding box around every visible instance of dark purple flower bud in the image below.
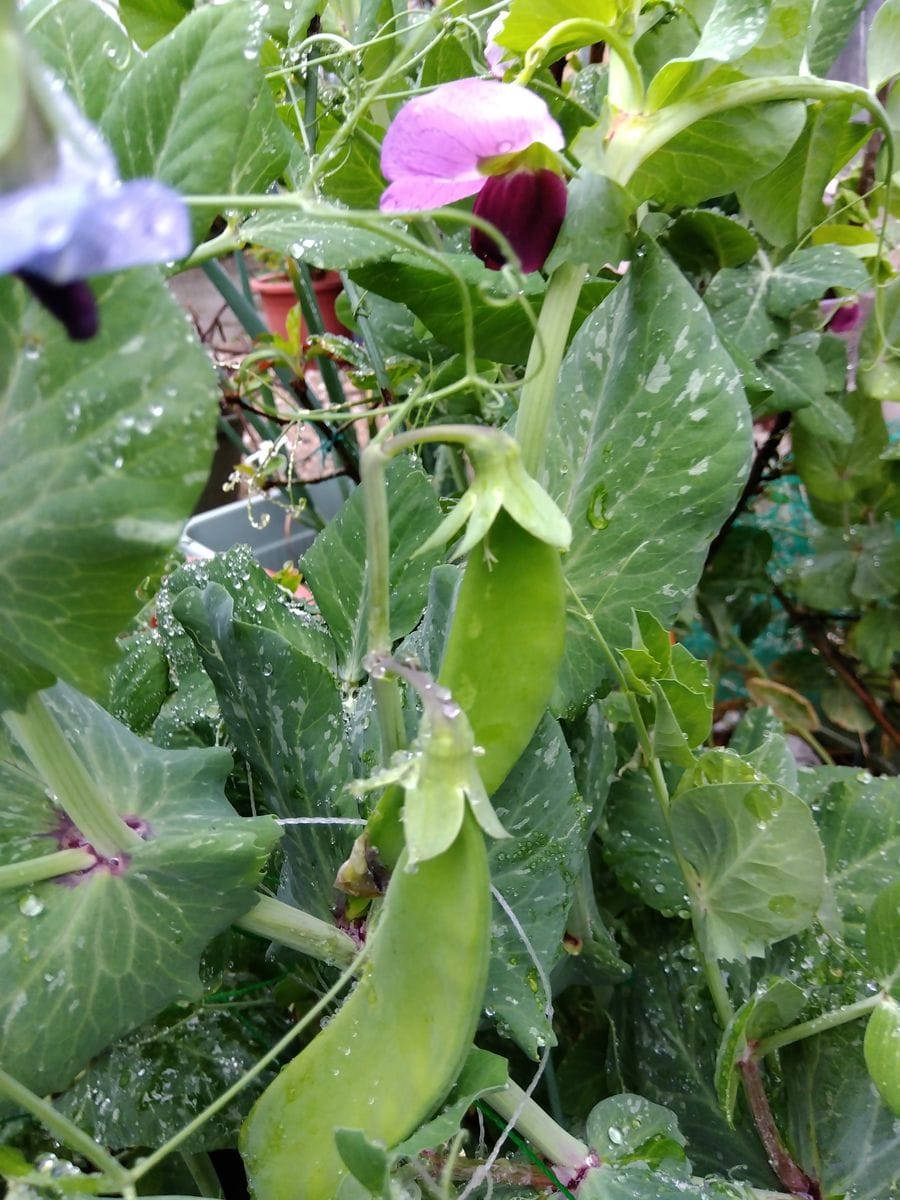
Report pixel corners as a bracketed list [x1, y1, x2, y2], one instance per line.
[16, 271, 98, 340]
[471, 168, 567, 274]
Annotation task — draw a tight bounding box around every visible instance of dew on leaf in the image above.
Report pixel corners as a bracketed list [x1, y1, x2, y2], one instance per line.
[18, 893, 45, 917]
[587, 484, 610, 530]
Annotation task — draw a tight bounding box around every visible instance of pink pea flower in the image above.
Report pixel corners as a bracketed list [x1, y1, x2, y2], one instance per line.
[380, 78, 567, 274]
[485, 13, 513, 78]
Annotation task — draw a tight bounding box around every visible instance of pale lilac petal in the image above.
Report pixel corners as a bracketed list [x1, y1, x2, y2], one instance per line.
[26, 181, 192, 281]
[485, 14, 513, 78]
[380, 174, 486, 211]
[380, 78, 564, 213]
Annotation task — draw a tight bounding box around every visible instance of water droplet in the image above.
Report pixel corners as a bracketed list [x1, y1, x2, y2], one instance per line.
[587, 483, 610, 530]
[607, 1126, 624, 1145]
[19, 893, 45, 917]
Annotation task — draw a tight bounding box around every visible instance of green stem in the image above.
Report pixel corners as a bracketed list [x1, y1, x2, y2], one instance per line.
[606, 77, 893, 186]
[3, 694, 139, 859]
[515, 261, 585, 478]
[515, 19, 643, 111]
[485, 1080, 589, 1172]
[181, 1152, 223, 1199]
[235, 894, 357, 968]
[361, 443, 406, 760]
[0, 848, 95, 891]
[128, 941, 369, 1183]
[180, 229, 243, 270]
[0, 1068, 129, 1186]
[754, 995, 880, 1057]
[566, 588, 735, 1025]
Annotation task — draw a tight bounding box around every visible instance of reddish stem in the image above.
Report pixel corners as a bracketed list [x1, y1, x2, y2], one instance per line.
[739, 1054, 820, 1199]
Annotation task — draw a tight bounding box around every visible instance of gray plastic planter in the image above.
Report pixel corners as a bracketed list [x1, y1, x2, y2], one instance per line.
[180, 478, 351, 571]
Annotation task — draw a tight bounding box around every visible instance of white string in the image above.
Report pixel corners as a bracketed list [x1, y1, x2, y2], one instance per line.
[456, 884, 555, 1200]
[275, 816, 367, 825]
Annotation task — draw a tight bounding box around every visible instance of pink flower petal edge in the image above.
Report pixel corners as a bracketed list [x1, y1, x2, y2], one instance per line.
[380, 78, 563, 212]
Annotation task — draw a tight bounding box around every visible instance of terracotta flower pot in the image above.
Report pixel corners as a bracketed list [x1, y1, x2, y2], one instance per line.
[250, 270, 348, 342]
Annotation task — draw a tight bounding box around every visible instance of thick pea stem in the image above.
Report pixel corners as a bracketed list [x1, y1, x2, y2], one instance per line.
[486, 1080, 589, 1172]
[754, 995, 880, 1057]
[0, 847, 94, 890]
[515, 261, 585, 478]
[0, 1067, 130, 1187]
[236, 894, 357, 968]
[361, 443, 406, 760]
[3, 693, 141, 859]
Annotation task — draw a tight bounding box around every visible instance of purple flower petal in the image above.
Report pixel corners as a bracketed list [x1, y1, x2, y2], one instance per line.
[380, 78, 563, 212]
[24, 180, 191, 281]
[471, 169, 567, 273]
[16, 272, 98, 340]
[485, 14, 513, 78]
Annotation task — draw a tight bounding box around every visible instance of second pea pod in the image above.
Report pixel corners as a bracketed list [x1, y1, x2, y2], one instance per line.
[240, 510, 567, 1200]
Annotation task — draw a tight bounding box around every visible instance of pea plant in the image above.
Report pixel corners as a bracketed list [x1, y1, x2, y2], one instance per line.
[1, 1, 898, 1199]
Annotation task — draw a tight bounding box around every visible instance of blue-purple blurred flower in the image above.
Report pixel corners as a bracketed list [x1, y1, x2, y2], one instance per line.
[1, 72, 191, 340]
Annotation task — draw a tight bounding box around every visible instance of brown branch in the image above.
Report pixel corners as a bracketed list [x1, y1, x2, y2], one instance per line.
[739, 1055, 820, 1199]
[774, 586, 900, 750]
[858, 85, 890, 200]
[707, 413, 791, 564]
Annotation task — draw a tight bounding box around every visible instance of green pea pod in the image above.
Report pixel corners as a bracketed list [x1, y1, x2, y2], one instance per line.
[240, 808, 490, 1200]
[439, 510, 566, 795]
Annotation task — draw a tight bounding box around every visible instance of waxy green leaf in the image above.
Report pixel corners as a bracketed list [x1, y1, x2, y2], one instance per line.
[673, 751, 825, 960]
[0, 271, 217, 710]
[0, 685, 279, 1098]
[545, 244, 751, 714]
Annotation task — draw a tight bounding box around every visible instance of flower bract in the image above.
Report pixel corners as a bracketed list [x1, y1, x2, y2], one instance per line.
[379, 78, 566, 272]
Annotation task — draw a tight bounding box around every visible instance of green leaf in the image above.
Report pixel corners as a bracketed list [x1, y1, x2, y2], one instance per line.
[0, 684, 279, 1097]
[759, 335, 827, 412]
[28, 0, 135, 121]
[646, 0, 774, 111]
[806, 0, 869, 75]
[790, 522, 900, 610]
[487, 714, 590, 1057]
[602, 770, 688, 915]
[334, 1131, 390, 1198]
[792, 390, 894, 526]
[392, 1048, 508, 1158]
[496, 0, 617, 56]
[0, 271, 217, 709]
[118, 0, 194, 49]
[613, 936, 776, 1181]
[171, 580, 356, 919]
[585, 1094, 688, 1173]
[851, 606, 900, 673]
[300, 459, 443, 683]
[869, 0, 900, 90]
[797, 767, 900, 949]
[728, 707, 797, 791]
[662, 210, 759, 274]
[620, 102, 806, 208]
[784, 1022, 900, 1198]
[579, 1162, 757, 1200]
[102, 5, 289, 235]
[714, 977, 806, 1123]
[857, 276, 900, 405]
[56, 1002, 285, 1152]
[672, 751, 826, 960]
[704, 265, 782, 360]
[866, 880, 900, 996]
[739, 101, 870, 246]
[242, 212, 402, 271]
[109, 631, 170, 735]
[545, 172, 633, 274]
[317, 115, 386, 210]
[864, 998, 900, 1117]
[766, 246, 870, 318]
[545, 244, 751, 714]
